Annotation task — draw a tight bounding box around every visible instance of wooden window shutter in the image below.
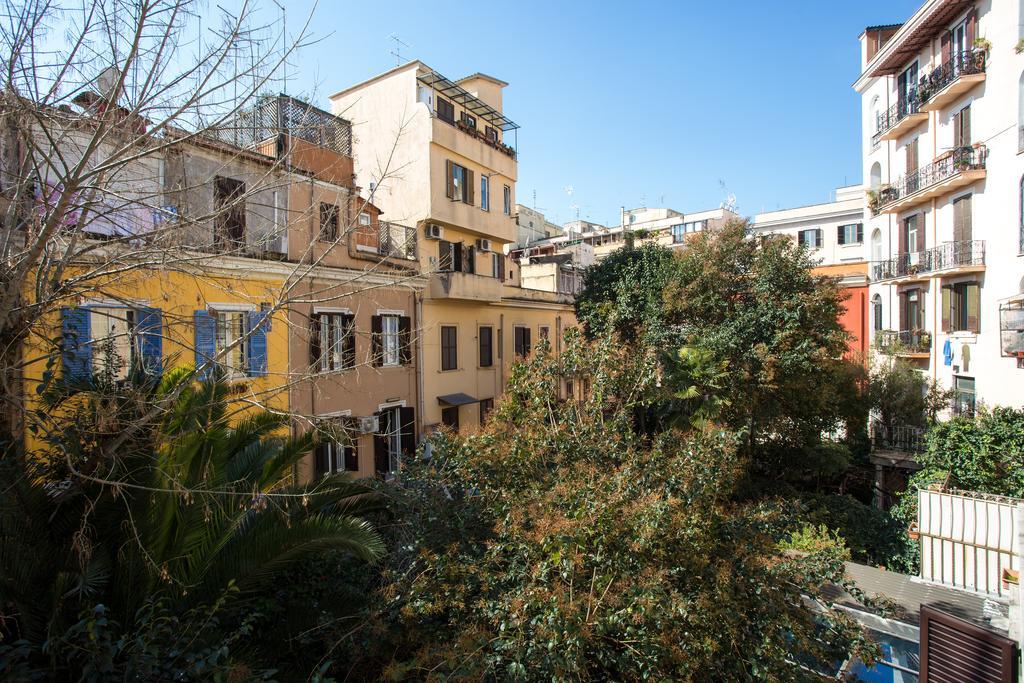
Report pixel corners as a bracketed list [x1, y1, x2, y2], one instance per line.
[193, 309, 217, 381]
[453, 242, 463, 272]
[965, 10, 977, 46]
[465, 246, 475, 274]
[465, 169, 475, 205]
[373, 413, 389, 474]
[370, 315, 383, 367]
[954, 195, 972, 243]
[961, 106, 971, 147]
[246, 311, 269, 377]
[966, 283, 980, 332]
[309, 313, 322, 369]
[907, 138, 918, 172]
[920, 604, 1015, 683]
[61, 306, 92, 382]
[342, 314, 356, 368]
[399, 406, 416, 455]
[136, 307, 163, 377]
[398, 316, 412, 365]
[498, 254, 506, 282]
[941, 286, 952, 332]
[899, 292, 908, 331]
[445, 160, 454, 199]
[941, 30, 951, 63]
[899, 219, 907, 254]
[344, 444, 358, 472]
[856, 223, 863, 243]
[837, 225, 845, 245]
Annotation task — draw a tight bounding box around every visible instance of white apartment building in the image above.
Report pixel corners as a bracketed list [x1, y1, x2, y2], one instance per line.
[855, 0, 1024, 412]
[514, 204, 564, 247]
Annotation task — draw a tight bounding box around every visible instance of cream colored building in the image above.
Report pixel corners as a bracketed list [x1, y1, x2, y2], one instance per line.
[330, 62, 575, 432]
[515, 204, 564, 246]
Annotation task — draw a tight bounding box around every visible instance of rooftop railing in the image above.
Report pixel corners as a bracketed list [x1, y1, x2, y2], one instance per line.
[870, 420, 927, 454]
[354, 221, 417, 261]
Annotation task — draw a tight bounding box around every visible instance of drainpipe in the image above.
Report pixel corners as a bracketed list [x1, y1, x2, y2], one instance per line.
[415, 290, 424, 436]
[499, 312, 505, 391]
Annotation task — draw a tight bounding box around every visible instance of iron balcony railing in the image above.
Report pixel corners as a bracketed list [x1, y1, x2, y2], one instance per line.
[876, 146, 985, 210]
[917, 50, 986, 106]
[355, 221, 416, 260]
[874, 91, 921, 139]
[875, 329, 932, 355]
[870, 420, 927, 454]
[870, 239, 985, 281]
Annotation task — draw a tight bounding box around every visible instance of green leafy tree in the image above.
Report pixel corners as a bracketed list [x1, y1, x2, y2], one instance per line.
[336, 342, 877, 681]
[664, 219, 860, 481]
[0, 367, 383, 677]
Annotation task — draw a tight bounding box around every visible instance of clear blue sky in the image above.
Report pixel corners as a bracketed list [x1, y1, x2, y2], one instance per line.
[264, 0, 921, 226]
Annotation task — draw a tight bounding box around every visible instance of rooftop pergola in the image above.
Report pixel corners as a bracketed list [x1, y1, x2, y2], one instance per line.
[416, 70, 519, 132]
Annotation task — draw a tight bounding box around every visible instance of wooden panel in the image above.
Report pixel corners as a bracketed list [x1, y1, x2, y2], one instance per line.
[920, 605, 1015, 683]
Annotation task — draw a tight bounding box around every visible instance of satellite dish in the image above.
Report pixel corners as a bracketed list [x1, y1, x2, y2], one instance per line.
[96, 66, 121, 102]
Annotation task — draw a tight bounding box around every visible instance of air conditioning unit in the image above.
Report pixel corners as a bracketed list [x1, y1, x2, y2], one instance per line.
[425, 224, 444, 240]
[356, 416, 379, 434]
[476, 238, 492, 252]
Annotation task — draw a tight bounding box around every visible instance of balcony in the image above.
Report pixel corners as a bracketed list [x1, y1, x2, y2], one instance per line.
[918, 51, 986, 113]
[871, 240, 985, 282]
[875, 329, 932, 358]
[870, 421, 926, 454]
[874, 95, 928, 143]
[873, 146, 986, 215]
[427, 271, 502, 302]
[354, 221, 417, 262]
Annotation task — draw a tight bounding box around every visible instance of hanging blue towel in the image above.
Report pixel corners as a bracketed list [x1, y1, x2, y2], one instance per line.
[942, 338, 953, 366]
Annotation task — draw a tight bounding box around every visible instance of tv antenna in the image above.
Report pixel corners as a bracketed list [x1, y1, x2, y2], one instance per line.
[718, 179, 737, 213]
[272, 0, 287, 94]
[388, 34, 410, 66]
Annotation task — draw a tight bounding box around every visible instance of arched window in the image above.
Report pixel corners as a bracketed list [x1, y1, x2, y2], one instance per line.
[871, 228, 883, 262]
[870, 162, 882, 190]
[872, 294, 883, 332]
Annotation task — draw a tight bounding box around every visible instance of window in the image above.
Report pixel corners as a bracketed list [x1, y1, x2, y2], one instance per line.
[311, 312, 355, 373]
[214, 176, 246, 250]
[460, 112, 476, 130]
[566, 379, 574, 399]
[954, 375, 976, 417]
[438, 240, 465, 272]
[437, 97, 454, 123]
[902, 214, 921, 253]
[375, 406, 415, 475]
[315, 440, 357, 476]
[446, 161, 474, 205]
[503, 184, 511, 215]
[358, 211, 371, 226]
[872, 294, 883, 332]
[798, 228, 823, 248]
[479, 325, 493, 367]
[582, 378, 591, 398]
[485, 125, 498, 142]
[441, 325, 458, 371]
[479, 398, 494, 425]
[441, 406, 460, 431]
[953, 105, 971, 149]
[837, 223, 863, 245]
[480, 175, 489, 211]
[871, 228, 883, 262]
[216, 310, 248, 378]
[901, 288, 924, 331]
[670, 220, 707, 243]
[953, 194, 972, 243]
[942, 282, 981, 333]
[371, 314, 410, 367]
[492, 253, 504, 280]
[870, 162, 882, 190]
[193, 308, 267, 381]
[538, 325, 550, 341]
[319, 203, 339, 242]
[843, 629, 919, 682]
[514, 325, 531, 357]
[906, 137, 920, 193]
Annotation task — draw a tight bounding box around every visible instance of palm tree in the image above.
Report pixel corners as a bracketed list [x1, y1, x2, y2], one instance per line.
[0, 366, 383, 670]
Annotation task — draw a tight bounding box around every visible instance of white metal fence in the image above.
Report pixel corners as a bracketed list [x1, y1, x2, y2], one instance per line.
[918, 489, 1022, 597]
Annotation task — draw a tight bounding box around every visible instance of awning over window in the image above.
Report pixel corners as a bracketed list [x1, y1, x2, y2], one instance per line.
[437, 393, 478, 406]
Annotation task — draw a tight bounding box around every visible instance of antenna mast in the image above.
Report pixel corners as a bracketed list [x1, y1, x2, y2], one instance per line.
[388, 34, 410, 66]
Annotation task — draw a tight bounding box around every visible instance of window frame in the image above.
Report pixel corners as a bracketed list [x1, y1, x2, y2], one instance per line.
[479, 398, 494, 425]
[440, 325, 458, 371]
[89, 306, 140, 381]
[503, 184, 511, 216]
[381, 314, 401, 367]
[319, 202, 340, 242]
[313, 311, 356, 373]
[513, 325, 531, 357]
[478, 325, 493, 368]
[481, 174, 490, 212]
[214, 309, 249, 380]
[437, 97, 455, 123]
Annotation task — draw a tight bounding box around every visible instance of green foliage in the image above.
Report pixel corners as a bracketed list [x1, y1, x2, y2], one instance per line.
[888, 407, 1024, 574]
[779, 524, 851, 560]
[336, 343, 875, 680]
[868, 358, 951, 431]
[664, 220, 861, 479]
[0, 368, 382, 677]
[799, 494, 905, 566]
[575, 241, 682, 345]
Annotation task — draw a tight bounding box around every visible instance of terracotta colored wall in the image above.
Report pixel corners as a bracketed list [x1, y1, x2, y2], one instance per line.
[839, 284, 869, 361]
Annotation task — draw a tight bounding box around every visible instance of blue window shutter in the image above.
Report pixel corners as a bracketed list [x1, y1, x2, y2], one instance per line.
[61, 306, 92, 381]
[247, 311, 268, 377]
[194, 310, 216, 380]
[136, 307, 163, 377]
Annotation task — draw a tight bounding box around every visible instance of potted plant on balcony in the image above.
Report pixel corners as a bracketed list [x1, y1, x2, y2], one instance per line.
[1016, 38, 1024, 54]
[866, 188, 881, 214]
[907, 521, 920, 540]
[973, 37, 991, 52]
[919, 331, 932, 350]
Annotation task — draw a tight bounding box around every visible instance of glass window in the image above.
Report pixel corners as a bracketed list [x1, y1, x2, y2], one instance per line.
[514, 325, 531, 357]
[503, 185, 511, 215]
[437, 97, 454, 123]
[479, 398, 494, 425]
[798, 228, 822, 248]
[872, 294, 883, 332]
[215, 310, 248, 380]
[381, 315, 400, 367]
[479, 326, 493, 367]
[315, 440, 357, 476]
[844, 629, 919, 683]
[954, 375, 976, 417]
[358, 212, 371, 226]
[451, 164, 466, 203]
[441, 325, 457, 371]
[838, 223, 863, 245]
[315, 312, 355, 372]
[319, 203, 339, 242]
[91, 307, 138, 380]
[481, 175, 489, 211]
[441, 405, 459, 432]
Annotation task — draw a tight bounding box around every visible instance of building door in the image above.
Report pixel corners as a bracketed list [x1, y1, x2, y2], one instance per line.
[373, 406, 415, 475]
[898, 63, 918, 115]
[952, 19, 968, 63]
[902, 289, 923, 331]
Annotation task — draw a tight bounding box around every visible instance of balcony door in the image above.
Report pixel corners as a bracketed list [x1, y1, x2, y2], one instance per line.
[953, 194, 972, 244]
[901, 288, 924, 332]
[897, 63, 918, 116]
[902, 214, 921, 256]
[952, 19, 968, 63]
